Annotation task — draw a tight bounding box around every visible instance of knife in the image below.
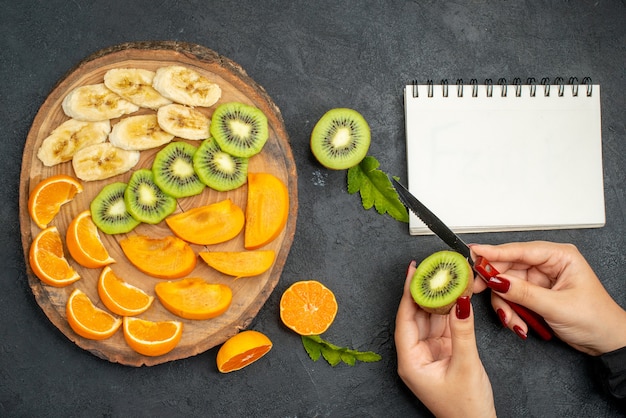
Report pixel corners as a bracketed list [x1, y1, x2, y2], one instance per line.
[392, 178, 553, 341]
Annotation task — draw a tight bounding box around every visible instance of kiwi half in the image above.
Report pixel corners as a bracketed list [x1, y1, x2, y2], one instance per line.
[90, 182, 141, 234]
[152, 141, 205, 198]
[310, 108, 371, 170]
[192, 137, 248, 191]
[410, 250, 473, 314]
[210, 102, 268, 158]
[124, 169, 177, 224]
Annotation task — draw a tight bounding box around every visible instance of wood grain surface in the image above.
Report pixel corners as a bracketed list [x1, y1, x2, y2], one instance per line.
[18, 41, 298, 366]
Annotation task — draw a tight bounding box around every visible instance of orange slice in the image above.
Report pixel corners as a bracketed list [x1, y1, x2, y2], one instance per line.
[244, 173, 289, 250]
[97, 266, 154, 316]
[66, 210, 115, 268]
[279, 280, 338, 335]
[198, 250, 276, 278]
[123, 316, 183, 357]
[28, 174, 83, 229]
[29, 226, 80, 287]
[119, 235, 197, 279]
[216, 330, 273, 373]
[66, 288, 121, 340]
[155, 277, 232, 320]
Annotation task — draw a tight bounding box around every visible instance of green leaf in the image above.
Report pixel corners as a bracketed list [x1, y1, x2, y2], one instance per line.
[301, 335, 322, 361]
[300, 335, 382, 367]
[347, 156, 409, 223]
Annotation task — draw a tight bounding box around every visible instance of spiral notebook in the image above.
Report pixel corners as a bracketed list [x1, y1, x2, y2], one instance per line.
[404, 78, 605, 235]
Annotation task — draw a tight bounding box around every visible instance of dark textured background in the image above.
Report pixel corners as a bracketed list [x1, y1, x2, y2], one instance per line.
[2, 1, 625, 416]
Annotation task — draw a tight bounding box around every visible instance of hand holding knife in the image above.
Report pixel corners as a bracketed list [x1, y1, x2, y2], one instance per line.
[392, 178, 553, 341]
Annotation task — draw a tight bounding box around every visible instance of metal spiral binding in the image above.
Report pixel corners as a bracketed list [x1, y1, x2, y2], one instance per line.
[411, 77, 593, 98]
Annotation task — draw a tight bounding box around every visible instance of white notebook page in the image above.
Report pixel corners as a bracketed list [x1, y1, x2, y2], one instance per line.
[404, 82, 605, 235]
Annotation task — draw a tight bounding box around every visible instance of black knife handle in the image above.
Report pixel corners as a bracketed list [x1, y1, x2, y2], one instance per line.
[474, 256, 553, 341]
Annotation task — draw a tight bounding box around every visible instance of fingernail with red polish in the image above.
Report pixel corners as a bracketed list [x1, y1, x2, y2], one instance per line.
[514, 325, 527, 340]
[497, 308, 507, 327]
[456, 296, 471, 320]
[486, 276, 510, 293]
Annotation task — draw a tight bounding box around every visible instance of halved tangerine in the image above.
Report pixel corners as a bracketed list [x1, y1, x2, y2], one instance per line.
[66, 288, 121, 340]
[123, 316, 183, 357]
[97, 266, 154, 316]
[216, 330, 273, 373]
[28, 174, 83, 229]
[29, 226, 81, 287]
[279, 280, 338, 336]
[66, 210, 115, 268]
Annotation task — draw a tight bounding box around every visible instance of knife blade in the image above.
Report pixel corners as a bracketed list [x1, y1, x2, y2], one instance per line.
[392, 178, 553, 341]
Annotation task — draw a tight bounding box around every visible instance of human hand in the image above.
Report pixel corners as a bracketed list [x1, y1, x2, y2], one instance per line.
[471, 241, 626, 356]
[395, 260, 496, 418]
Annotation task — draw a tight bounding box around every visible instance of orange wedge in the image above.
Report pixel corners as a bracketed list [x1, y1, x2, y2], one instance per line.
[66, 288, 121, 340]
[155, 278, 232, 320]
[66, 210, 115, 268]
[123, 316, 183, 357]
[279, 280, 338, 336]
[97, 266, 154, 316]
[216, 330, 273, 373]
[28, 174, 83, 229]
[198, 250, 276, 278]
[29, 226, 80, 287]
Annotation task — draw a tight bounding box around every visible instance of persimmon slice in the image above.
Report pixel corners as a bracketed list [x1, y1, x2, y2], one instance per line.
[155, 277, 233, 320]
[119, 235, 197, 279]
[198, 250, 276, 278]
[165, 199, 244, 245]
[244, 173, 289, 250]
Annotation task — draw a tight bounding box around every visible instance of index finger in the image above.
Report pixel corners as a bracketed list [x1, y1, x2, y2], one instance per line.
[471, 241, 570, 279]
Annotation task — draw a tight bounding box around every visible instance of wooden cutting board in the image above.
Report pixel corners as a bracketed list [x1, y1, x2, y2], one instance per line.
[18, 41, 298, 366]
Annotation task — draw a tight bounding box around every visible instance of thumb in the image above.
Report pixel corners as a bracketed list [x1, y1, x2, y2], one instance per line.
[448, 297, 481, 372]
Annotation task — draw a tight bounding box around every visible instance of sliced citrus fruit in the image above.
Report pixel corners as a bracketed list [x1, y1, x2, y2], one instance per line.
[155, 277, 232, 320]
[28, 174, 83, 229]
[97, 266, 154, 316]
[123, 316, 183, 357]
[29, 226, 81, 287]
[279, 280, 338, 336]
[216, 330, 273, 373]
[66, 288, 121, 340]
[66, 210, 115, 268]
[119, 234, 197, 279]
[198, 250, 276, 278]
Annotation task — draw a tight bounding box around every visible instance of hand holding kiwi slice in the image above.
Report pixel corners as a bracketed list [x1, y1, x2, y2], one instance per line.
[410, 250, 474, 314]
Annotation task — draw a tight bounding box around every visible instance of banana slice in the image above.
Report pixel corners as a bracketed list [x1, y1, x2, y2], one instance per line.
[157, 104, 210, 140]
[104, 68, 172, 110]
[109, 114, 175, 151]
[72, 142, 140, 181]
[37, 119, 111, 166]
[62, 83, 139, 122]
[152, 66, 221, 107]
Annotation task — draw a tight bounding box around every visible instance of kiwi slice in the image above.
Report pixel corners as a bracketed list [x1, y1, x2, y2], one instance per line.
[410, 250, 473, 314]
[310, 108, 371, 170]
[152, 141, 205, 198]
[192, 137, 248, 191]
[210, 102, 269, 158]
[124, 169, 177, 224]
[90, 182, 141, 234]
